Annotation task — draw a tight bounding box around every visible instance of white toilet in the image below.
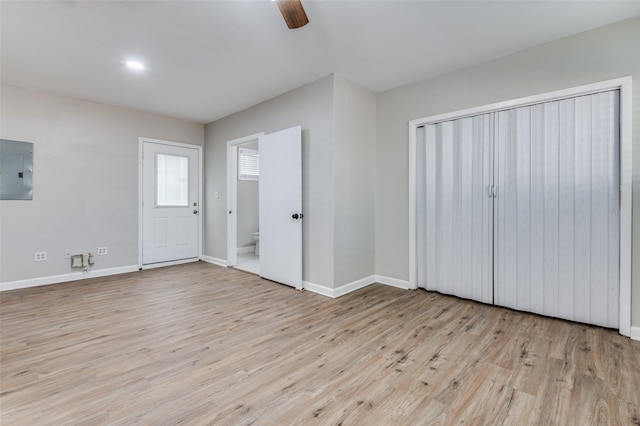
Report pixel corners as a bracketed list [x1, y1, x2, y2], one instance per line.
[251, 232, 260, 256]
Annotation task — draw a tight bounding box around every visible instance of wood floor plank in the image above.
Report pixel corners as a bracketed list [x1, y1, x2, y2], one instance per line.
[1, 262, 639, 425]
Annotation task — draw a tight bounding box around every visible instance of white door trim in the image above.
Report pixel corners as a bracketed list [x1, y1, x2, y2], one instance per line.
[226, 132, 265, 267]
[408, 76, 633, 338]
[138, 137, 203, 269]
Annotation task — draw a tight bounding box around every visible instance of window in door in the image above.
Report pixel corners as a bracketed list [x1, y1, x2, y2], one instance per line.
[156, 153, 189, 207]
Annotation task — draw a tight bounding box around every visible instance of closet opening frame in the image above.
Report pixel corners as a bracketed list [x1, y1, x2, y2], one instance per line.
[408, 76, 633, 337]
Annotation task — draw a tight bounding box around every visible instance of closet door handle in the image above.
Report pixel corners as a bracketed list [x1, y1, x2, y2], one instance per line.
[487, 185, 497, 198]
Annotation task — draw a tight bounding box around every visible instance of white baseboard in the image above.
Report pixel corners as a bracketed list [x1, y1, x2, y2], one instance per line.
[374, 275, 411, 290]
[631, 326, 640, 341]
[140, 258, 199, 270]
[303, 275, 377, 298]
[201, 255, 228, 267]
[0, 265, 139, 292]
[237, 246, 256, 255]
[303, 275, 412, 298]
[303, 281, 334, 298]
[334, 275, 376, 298]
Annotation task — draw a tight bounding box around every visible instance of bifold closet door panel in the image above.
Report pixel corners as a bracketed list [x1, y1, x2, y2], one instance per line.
[417, 116, 493, 304]
[494, 91, 620, 328]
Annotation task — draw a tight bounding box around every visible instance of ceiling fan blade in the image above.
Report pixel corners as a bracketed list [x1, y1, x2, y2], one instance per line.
[275, 0, 309, 29]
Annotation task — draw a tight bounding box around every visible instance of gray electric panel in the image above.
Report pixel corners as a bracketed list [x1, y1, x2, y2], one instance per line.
[0, 139, 34, 200]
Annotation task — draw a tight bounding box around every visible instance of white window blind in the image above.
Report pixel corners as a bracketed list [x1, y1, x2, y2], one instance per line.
[238, 147, 259, 181]
[156, 153, 189, 206]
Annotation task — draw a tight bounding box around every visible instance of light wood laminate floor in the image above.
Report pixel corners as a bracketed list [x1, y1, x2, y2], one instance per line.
[1, 262, 639, 425]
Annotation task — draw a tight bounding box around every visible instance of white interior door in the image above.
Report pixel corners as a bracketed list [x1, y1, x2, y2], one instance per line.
[417, 115, 493, 304]
[259, 126, 302, 289]
[494, 91, 620, 328]
[415, 90, 620, 329]
[142, 141, 200, 265]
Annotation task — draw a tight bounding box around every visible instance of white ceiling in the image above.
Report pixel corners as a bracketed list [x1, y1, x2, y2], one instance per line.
[2, 1, 639, 124]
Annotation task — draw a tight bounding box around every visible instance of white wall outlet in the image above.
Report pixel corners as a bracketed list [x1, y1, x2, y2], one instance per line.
[64, 250, 71, 259]
[97, 247, 108, 255]
[34, 251, 47, 262]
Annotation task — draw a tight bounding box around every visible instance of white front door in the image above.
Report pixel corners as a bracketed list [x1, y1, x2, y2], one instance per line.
[142, 140, 200, 265]
[259, 126, 303, 289]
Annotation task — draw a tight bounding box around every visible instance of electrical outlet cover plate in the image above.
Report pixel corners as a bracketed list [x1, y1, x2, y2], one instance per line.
[71, 254, 83, 268]
[34, 252, 47, 262]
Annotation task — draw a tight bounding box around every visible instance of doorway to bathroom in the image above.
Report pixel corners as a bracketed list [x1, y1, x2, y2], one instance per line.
[226, 126, 303, 289]
[227, 133, 263, 275]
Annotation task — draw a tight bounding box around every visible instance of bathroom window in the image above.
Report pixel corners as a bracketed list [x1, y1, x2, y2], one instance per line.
[238, 148, 259, 181]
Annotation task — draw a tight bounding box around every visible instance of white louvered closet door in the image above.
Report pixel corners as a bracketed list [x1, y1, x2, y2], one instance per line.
[417, 115, 494, 304]
[494, 91, 620, 328]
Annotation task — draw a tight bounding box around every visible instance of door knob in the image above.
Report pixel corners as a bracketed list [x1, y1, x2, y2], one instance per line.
[193, 210, 198, 214]
[292, 213, 299, 219]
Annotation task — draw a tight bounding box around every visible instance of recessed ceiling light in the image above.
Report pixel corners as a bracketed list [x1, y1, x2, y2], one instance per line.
[126, 61, 145, 70]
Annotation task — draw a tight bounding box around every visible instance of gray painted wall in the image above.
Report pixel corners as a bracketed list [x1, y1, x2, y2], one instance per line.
[333, 76, 376, 286]
[375, 17, 640, 326]
[0, 85, 204, 283]
[204, 74, 377, 289]
[204, 75, 335, 287]
[236, 140, 260, 249]
[237, 179, 259, 248]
